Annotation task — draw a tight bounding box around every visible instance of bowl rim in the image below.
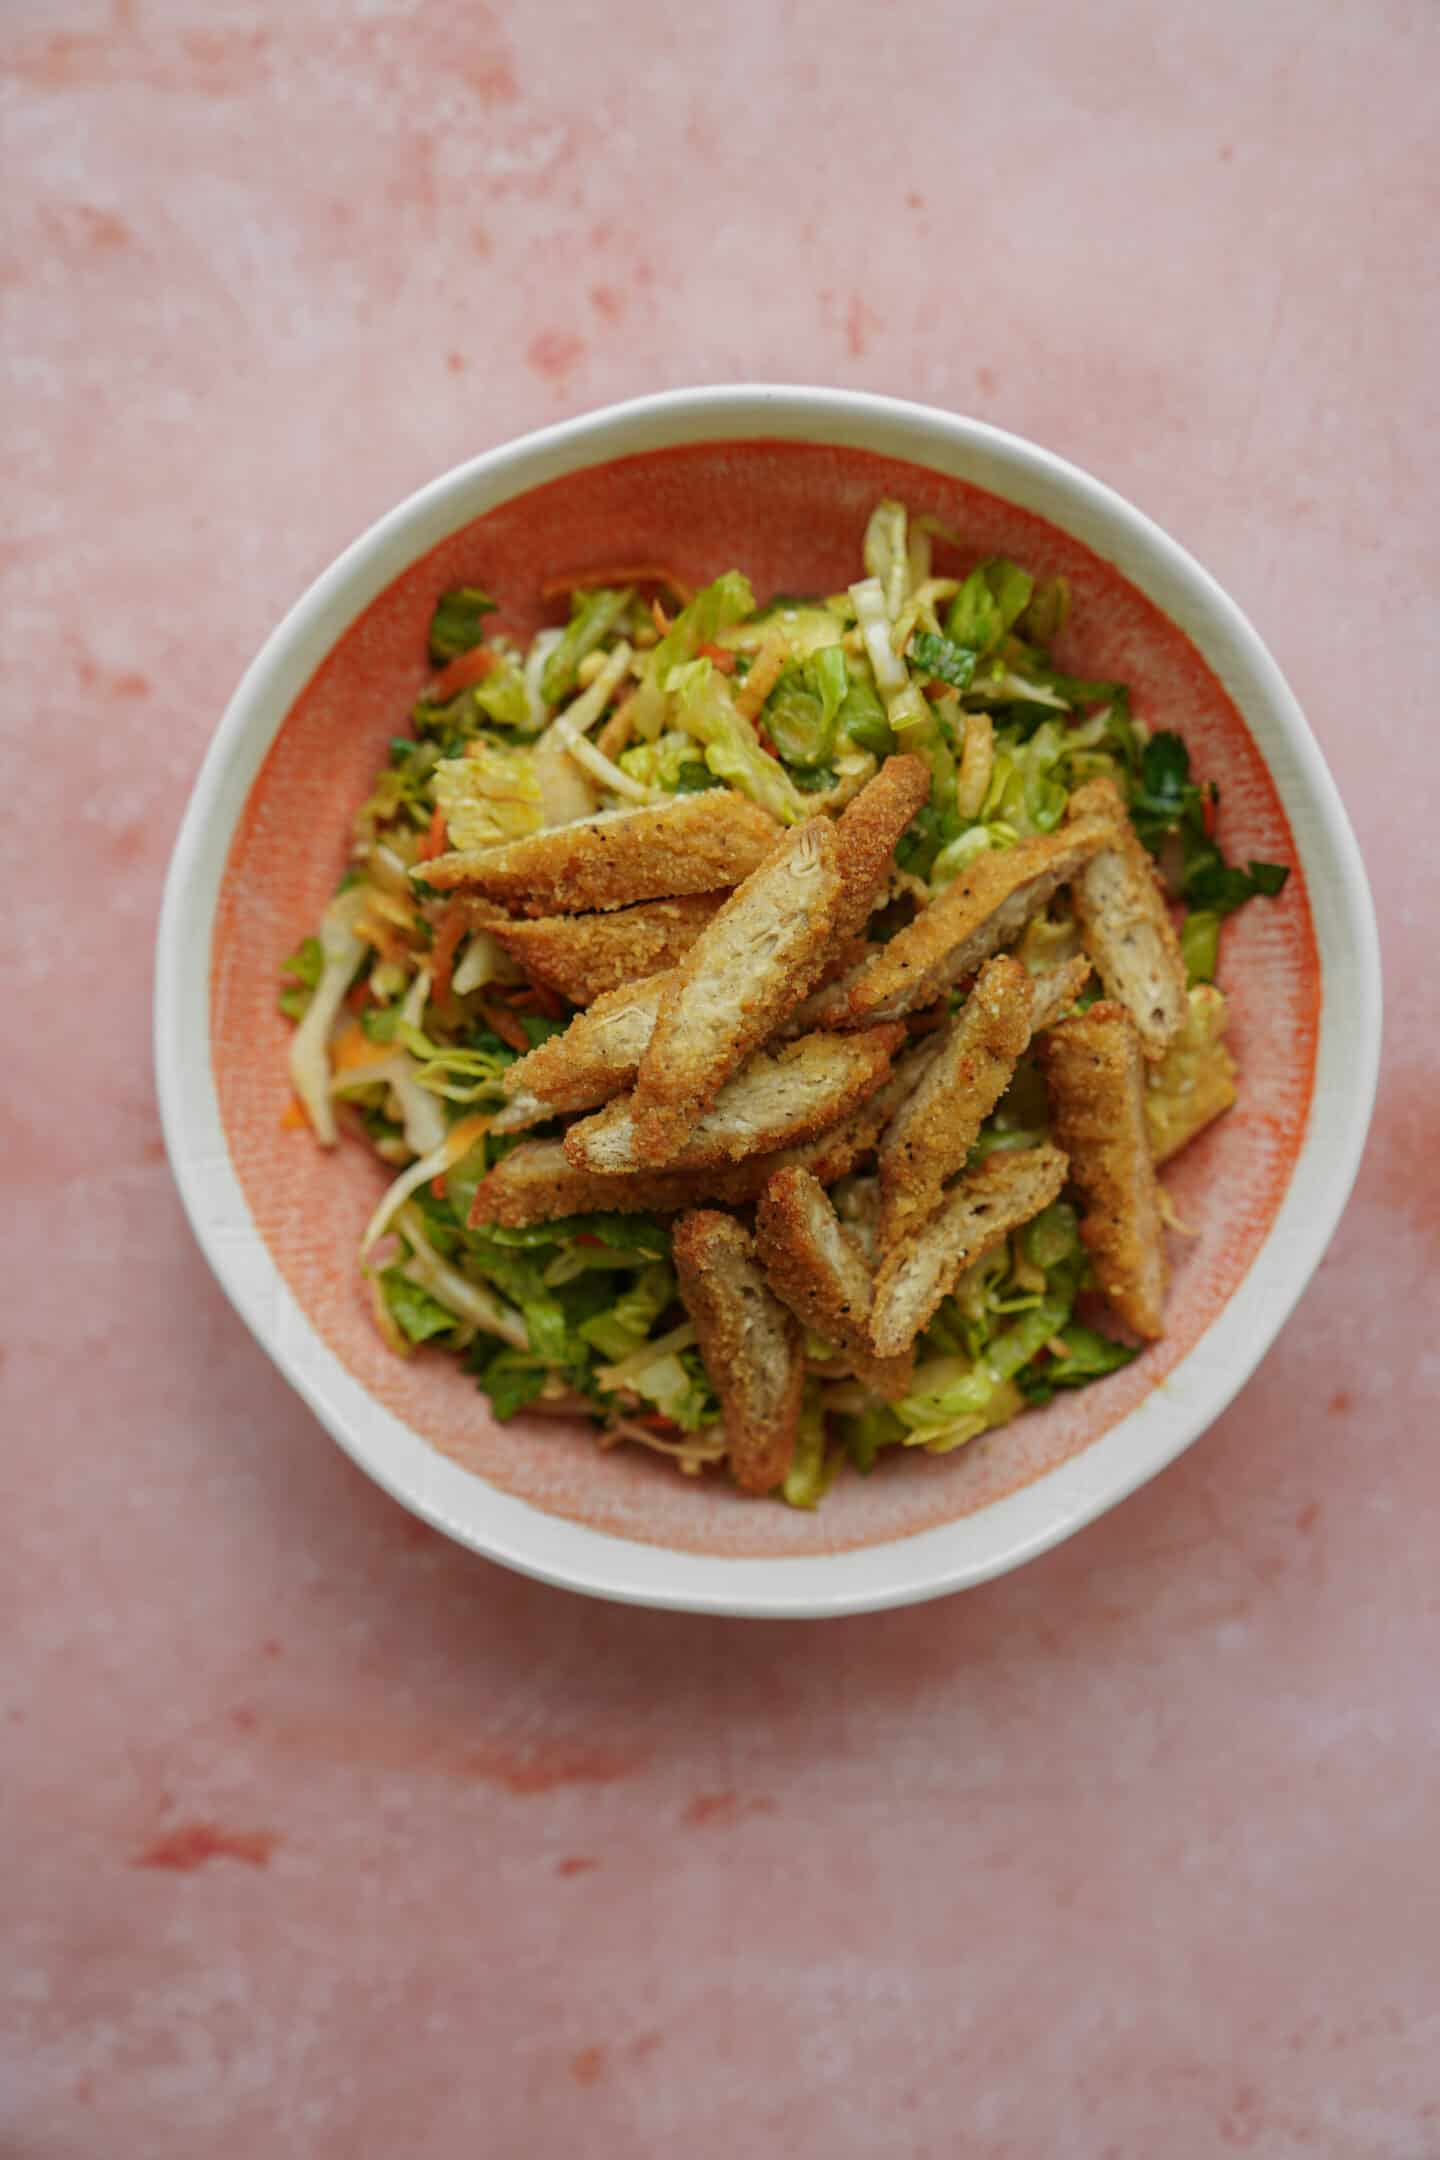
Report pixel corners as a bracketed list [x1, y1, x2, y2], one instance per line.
[154, 384, 1382, 1618]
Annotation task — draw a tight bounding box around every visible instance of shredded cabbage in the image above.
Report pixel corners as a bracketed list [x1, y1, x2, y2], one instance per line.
[288, 887, 369, 1145]
[667, 658, 808, 824]
[432, 743, 544, 851]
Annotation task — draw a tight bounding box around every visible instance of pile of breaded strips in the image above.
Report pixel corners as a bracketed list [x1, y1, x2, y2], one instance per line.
[421, 754, 1190, 1492]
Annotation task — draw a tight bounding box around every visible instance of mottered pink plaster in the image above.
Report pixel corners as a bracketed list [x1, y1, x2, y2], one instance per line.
[4, 3, 1437, 2156]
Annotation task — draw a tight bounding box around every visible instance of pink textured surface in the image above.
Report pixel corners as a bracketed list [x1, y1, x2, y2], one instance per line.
[4, 2, 1437, 2154]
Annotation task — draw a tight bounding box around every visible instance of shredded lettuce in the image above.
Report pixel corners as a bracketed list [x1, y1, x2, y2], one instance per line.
[862, 499, 912, 622]
[836, 675, 893, 757]
[649, 571, 755, 686]
[763, 646, 848, 770]
[782, 1386, 839, 1508]
[1181, 909, 1221, 985]
[668, 658, 808, 823]
[288, 888, 369, 1145]
[1017, 1324, 1136, 1403]
[428, 587, 498, 663]
[945, 559, 1034, 654]
[540, 587, 632, 706]
[432, 743, 544, 852]
[469, 1344, 551, 1419]
[909, 630, 978, 694]
[471, 662, 534, 734]
[618, 729, 710, 791]
[277, 934, 323, 1019]
[845, 1404, 906, 1474]
[380, 1268, 458, 1345]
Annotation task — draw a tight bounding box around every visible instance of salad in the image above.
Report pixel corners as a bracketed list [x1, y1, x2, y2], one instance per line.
[279, 502, 1288, 1505]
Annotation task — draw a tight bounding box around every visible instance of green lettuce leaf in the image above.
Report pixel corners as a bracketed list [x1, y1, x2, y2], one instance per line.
[469, 1344, 550, 1419]
[909, 630, 978, 693]
[650, 570, 755, 683]
[380, 1268, 458, 1345]
[846, 1405, 905, 1474]
[1129, 731, 1290, 922]
[669, 658, 807, 824]
[836, 676, 893, 756]
[1181, 908, 1221, 985]
[541, 587, 632, 706]
[945, 559, 1034, 653]
[428, 587, 498, 664]
[763, 645, 848, 769]
[1016, 1324, 1137, 1404]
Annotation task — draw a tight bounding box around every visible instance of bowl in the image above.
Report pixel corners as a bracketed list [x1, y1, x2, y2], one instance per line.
[154, 386, 1380, 1616]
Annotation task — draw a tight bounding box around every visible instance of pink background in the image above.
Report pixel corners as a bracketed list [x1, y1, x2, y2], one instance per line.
[4, 3, 1437, 2154]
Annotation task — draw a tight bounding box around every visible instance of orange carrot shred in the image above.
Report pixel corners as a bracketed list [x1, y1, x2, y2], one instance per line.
[429, 900, 470, 1002]
[417, 804, 448, 861]
[431, 645, 499, 699]
[540, 565, 693, 606]
[477, 997, 531, 1053]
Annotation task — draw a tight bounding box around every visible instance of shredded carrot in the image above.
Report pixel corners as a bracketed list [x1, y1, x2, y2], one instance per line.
[632, 1412, 684, 1435]
[417, 804, 448, 862]
[429, 899, 470, 1002]
[331, 1021, 394, 1075]
[431, 645, 498, 699]
[698, 642, 737, 675]
[512, 981, 566, 1020]
[734, 633, 787, 724]
[575, 1233, 607, 1250]
[541, 565, 693, 607]
[476, 997, 531, 1053]
[431, 1173, 448, 1200]
[595, 693, 635, 763]
[650, 595, 671, 637]
[345, 980, 372, 1016]
[280, 1094, 308, 1130]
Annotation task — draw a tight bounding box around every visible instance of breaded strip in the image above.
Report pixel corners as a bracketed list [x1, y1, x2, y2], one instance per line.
[778, 941, 876, 1039]
[501, 973, 668, 1115]
[756, 1168, 912, 1399]
[1041, 1001, 1168, 1339]
[469, 1139, 725, 1226]
[841, 819, 1110, 1026]
[829, 754, 931, 944]
[1027, 952, 1093, 1034]
[565, 1027, 903, 1175]
[1066, 778, 1188, 1059]
[489, 1088, 556, 1136]
[483, 893, 725, 1005]
[469, 1072, 913, 1230]
[877, 955, 1034, 1247]
[417, 793, 780, 912]
[672, 1211, 805, 1494]
[630, 818, 843, 1161]
[869, 1145, 1070, 1358]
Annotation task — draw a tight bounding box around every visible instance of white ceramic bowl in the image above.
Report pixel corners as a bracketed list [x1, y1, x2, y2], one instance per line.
[155, 387, 1380, 1616]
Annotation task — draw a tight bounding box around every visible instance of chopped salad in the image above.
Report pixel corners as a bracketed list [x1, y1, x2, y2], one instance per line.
[279, 502, 1288, 1505]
